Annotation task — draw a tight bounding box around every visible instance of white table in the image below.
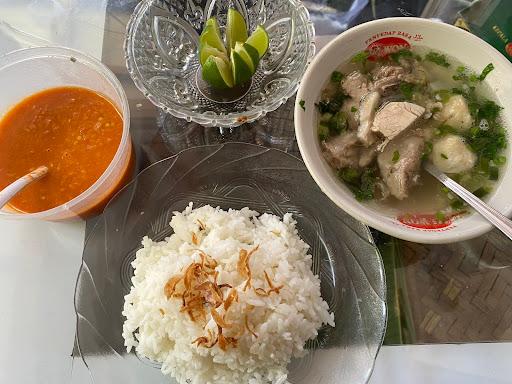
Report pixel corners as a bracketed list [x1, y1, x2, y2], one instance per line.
[1, 2, 511, 383]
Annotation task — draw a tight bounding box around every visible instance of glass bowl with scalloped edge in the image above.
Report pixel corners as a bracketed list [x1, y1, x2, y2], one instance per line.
[74, 143, 387, 384]
[124, 0, 315, 128]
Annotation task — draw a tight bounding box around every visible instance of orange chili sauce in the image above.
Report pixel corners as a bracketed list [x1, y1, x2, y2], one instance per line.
[0, 86, 130, 215]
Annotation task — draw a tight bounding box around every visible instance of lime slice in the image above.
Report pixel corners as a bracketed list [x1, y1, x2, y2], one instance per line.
[231, 50, 252, 85]
[245, 25, 269, 58]
[200, 25, 227, 54]
[234, 42, 255, 73]
[199, 42, 228, 66]
[243, 43, 260, 69]
[226, 8, 248, 53]
[205, 17, 221, 37]
[202, 55, 234, 88]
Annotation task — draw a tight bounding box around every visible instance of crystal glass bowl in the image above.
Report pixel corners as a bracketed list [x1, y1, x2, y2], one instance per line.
[124, 0, 315, 128]
[74, 143, 386, 384]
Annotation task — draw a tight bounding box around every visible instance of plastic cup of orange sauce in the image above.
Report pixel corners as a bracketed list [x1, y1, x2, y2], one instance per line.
[0, 47, 134, 220]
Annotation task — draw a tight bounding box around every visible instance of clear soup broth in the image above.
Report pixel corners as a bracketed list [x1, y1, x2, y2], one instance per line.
[317, 46, 507, 219]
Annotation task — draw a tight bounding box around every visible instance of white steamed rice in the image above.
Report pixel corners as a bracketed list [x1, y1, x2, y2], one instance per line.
[122, 203, 334, 384]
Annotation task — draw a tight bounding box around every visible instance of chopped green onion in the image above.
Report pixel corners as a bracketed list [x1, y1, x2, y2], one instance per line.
[473, 186, 490, 198]
[479, 63, 494, 81]
[318, 124, 329, 141]
[495, 155, 507, 165]
[351, 50, 369, 65]
[425, 51, 451, 67]
[351, 106, 358, 113]
[328, 111, 347, 135]
[399, 82, 415, 100]
[489, 166, 499, 181]
[435, 211, 446, 222]
[392, 150, 400, 163]
[450, 199, 465, 210]
[330, 71, 344, 83]
[441, 153, 448, 159]
[390, 48, 413, 62]
[299, 99, 305, 111]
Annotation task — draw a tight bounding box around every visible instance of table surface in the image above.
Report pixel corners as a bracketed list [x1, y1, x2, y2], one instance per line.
[1, 0, 512, 383]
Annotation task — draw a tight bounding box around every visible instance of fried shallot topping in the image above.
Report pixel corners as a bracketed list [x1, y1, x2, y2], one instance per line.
[237, 245, 259, 291]
[164, 244, 283, 352]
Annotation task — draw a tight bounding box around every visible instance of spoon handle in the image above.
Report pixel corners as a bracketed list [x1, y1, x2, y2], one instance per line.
[0, 166, 48, 209]
[424, 162, 512, 241]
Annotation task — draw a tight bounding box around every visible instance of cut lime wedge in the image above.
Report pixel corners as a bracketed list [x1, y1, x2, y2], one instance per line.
[226, 8, 248, 53]
[234, 42, 255, 73]
[245, 25, 269, 58]
[231, 50, 252, 85]
[243, 43, 260, 69]
[205, 17, 221, 37]
[200, 25, 227, 54]
[202, 55, 234, 88]
[199, 42, 228, 66]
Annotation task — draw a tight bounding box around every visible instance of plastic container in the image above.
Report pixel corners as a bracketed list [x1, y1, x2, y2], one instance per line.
[0, 47, 132, 220]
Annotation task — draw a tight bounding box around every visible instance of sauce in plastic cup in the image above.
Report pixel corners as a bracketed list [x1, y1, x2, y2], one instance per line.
[0, 47, 133, 220]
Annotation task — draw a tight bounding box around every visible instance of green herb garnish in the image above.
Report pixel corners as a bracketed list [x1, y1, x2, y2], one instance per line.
[399, 82, 416, 100]
[351, 106, 358, 113]
[351, 50, 369, 65]
[473, 186, 490, 198]
[479, 63, 494, 81]
[489, 166, 499, 180]
[315, 90, 349, 114]
[392, 150, 400, 163]
[450, 199, 465, 210]
[435, 211, 446, 222]
[425, 51, 451, 67]
[338, 167, 359, 184]
[328, 111, 347, 135]
[330, 71, 344, 83]
[338, 167, 377, 201]
[299, 99, 305, 111]
[390, 48, 413, 63]
[441, 153, 448, 159]
[422, 141, 433, 160]
[435, 124, 458, 137]
[318, 124, 329, 141]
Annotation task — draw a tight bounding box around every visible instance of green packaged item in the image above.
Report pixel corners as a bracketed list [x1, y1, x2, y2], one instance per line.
[458, 0, 512, 62]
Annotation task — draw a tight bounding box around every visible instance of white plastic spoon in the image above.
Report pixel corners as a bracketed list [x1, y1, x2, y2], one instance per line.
[0, 166, 48, 209]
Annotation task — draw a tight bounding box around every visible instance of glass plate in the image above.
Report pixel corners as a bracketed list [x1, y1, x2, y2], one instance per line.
[74, 143, 386, 384]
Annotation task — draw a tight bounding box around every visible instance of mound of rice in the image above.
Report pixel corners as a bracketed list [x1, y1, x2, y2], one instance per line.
[122, 203, 334, 384]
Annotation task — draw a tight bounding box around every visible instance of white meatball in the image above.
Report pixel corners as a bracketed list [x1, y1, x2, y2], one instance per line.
[431, 134, 477, 174]
[435, 95, 473, 132]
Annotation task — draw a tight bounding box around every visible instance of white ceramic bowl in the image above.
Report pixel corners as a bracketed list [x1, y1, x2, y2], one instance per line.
[295, 17, 512, 244]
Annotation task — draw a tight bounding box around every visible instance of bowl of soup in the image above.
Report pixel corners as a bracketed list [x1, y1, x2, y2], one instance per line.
[0, 47, 133, 220]
[295, 18, 512, 243]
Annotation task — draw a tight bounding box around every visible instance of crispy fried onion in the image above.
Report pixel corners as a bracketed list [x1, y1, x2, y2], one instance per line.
[245, 314, 258, 338]
[253, 270, 284, 297]
[237, 245, 259, 291]
[197, 219, 206, 231]
[164, 244, 285, 352]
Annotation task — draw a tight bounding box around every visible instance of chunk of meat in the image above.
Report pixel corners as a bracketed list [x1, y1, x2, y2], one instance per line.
[342, 71, 370, 101]
[357, 91, 380, 146]
[340, 98, 359, 130]
[377, 136, 425, 200]
[431, 134, 477, 174]
[371, 65, 406, 93]
[401, 61, 428, 85]
[322, 132, 360, 169]
[371, 102, 425, 141]
[435, 95, 473, 132]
